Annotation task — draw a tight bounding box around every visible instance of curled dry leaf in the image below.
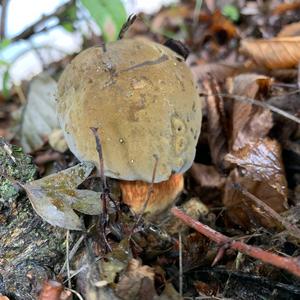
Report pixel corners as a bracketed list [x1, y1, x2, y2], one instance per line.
[38, 280, 63, 300]
[240, 37, 300, 69]
[19, 73, 60, 153]
[202, 79, 228, 168]
[24, 161, 101, 230]
[229, 74, 273, 150]
[272, 2, 300, 15]
[207, 10, 237, 42]
[224, 138, 288, 228]
[115, 259, 157, 300]
[190, 163, 225, 189]
[277, 21, 300, 37]
[191, 63, 241, 83]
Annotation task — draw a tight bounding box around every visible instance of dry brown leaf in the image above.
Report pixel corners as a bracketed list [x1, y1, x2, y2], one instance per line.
[223, 169, 287, 229]
[191, 63, 240, 82]
[240, 37, 300, 69]
[115, 259, 157, 300]
[190, 163, 225, 188]
[223, 138, 288, 228]
[277, 21, 300, 37]
[229, 74, 273, 150]
[225, 138, 288, 198]
[38, 280, 64, 300]
[272, 2, 300, 15]
[202, 79, 228, 168]
[208, 11, 237, 41]
[151, 6, 191, 32]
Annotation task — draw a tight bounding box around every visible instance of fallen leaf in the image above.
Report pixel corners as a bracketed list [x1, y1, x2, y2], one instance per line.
[151, 5, 191, 33]
[190, 163, 225, 188]
[202, 79, 228, 168]
[240, 37, 300, 69]
[191, 63, 240, 82]
[272, 2, 300, 15]
[100, 239, 131, 284]
[229, 74, 273, 150]
[157, 283, 181, 300]
[194, 280, 218, 296]
[38, 280, 64, 300]
[19, 73, 60, 153]
[225, 138, 288, 198]
[24, 161, 101, 230]
[277, 21, 300, 37]
[208, 10, 237, 43]
[223, 138, 288, 228]
[223, 169, 287, 228]
[115, 259, 157, 300]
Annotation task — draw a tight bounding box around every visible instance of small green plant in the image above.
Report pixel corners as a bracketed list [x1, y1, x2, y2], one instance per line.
[80, 0, 127, 41]
[222, 4, 240, 22]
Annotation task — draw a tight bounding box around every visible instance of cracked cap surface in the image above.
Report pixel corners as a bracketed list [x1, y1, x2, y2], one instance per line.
[57, 37, 202, 183]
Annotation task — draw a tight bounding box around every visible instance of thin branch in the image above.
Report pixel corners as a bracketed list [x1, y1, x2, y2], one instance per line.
[11, 0, 75, 42]
[171, 207, 300, 277]
[233, 183, 300, 241]
[201, 92, 300, 124]
[118, 14, 136, 40]
[90, 127, 107, 191]
[0, 0, 8, 39]
[179, 232, 183, 297]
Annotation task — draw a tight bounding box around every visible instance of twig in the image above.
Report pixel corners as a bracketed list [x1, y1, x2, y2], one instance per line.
[118, 14, 136, 39]
[59, 234, 85, 275]
[178, 232, 183, 297]
[65, 287, 84, 300]
[201, 92, 300, 124]
[90, 127, 107, 190]
[171, 207, 300, 277]
[0, 0, 8, 39]
[233, 184, 300, 241]
[66, 230, 71, 289]
[90, 127, 111, 252]
[11, 0, 75, 42]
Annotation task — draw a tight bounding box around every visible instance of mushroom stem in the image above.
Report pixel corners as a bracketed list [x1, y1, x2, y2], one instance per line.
[120, 173, 184, 214]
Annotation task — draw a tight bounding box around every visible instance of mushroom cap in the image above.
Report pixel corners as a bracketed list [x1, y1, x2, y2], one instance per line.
[57, 37, 202, 183]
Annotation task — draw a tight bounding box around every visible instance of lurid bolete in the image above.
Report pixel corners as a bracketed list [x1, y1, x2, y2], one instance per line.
[57, 37, 202, 215]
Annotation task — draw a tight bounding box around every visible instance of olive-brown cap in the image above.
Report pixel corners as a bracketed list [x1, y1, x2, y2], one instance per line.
[57, 37, 202, 183]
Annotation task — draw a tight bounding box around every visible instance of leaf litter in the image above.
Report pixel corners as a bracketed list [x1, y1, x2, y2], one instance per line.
[2, 1, 300, 299]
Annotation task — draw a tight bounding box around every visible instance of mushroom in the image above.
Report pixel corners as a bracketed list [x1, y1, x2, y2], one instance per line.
[57, 37, 202, 215]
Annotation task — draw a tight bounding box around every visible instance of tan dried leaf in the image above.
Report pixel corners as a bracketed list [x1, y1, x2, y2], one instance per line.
[115, 259, 157, 300]
[230, 74, 273, 150]
[202, 79, 228, 167]
[223, 138, 288, 228]
[240, 37, 300, 69]
[190, 163, 225, 188]
[225, 138, 288, 198]
[191, 63, 240, 82]
[223, 169, 287, 228]
[277, 22, 300, 37]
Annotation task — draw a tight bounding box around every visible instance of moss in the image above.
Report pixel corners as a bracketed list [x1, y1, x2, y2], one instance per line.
[0, 138, 36, 202]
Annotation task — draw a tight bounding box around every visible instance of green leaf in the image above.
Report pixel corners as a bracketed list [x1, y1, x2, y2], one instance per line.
[80, 0, 127, 41]
[0, 38, 11, 50]
[62, 22, 75, 32]
[2, 69, 10, 98]
[23, 161, 102, 231]
[222, 4, 240, 22]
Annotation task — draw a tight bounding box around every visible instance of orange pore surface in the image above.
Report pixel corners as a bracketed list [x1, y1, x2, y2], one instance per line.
[120, 173, 184, 214]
